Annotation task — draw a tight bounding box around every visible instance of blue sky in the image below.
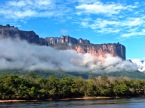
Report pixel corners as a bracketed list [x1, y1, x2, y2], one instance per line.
[0, 0, 145, 59]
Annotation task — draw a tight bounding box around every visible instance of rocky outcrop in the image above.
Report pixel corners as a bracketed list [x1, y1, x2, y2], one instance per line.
[0, 24, 47, 45]
[45, 36, 90, 45]
[0, 24, 126, 59]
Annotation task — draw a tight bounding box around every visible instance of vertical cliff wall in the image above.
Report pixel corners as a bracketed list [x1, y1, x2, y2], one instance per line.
[0, 24, 126, 60]
[45, 36, 126, 60]
[74, 44, 126, 59]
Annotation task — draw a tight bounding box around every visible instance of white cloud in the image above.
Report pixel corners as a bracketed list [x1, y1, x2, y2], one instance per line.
[76, 1, 136, 16]
[8, 0, 26, 7]
[91, 19, 119, 29]
[128, 18, 143, 26]
[0, 38, 138, 73]
[80, 18, 120, 33]
[132, 59, 145, 72]
[122, 18, 144, 27]
[80, 16, 145, 36]
[98, 28, 120, 33]
[76, 3, 118, 15]
[7, 0, 52, 9]
[14, 10, 36, 18]
[0, 0, 71, 20]
[118, 17, 145, 37]
[121, 31, 145, 37]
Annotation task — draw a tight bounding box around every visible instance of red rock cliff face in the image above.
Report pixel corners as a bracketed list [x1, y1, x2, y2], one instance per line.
[46, 35, 126, 59]
[74, 44, 126, 59]
[47, 36, 126, 60]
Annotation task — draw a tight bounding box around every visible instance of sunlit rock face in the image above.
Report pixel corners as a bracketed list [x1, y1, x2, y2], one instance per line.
[45, 35, 126, 60]
[0, 24, 126, 60]
[74, 44, 126, 60]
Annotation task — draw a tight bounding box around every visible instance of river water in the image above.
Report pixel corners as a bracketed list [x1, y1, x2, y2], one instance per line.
[1, 98, 145, 108]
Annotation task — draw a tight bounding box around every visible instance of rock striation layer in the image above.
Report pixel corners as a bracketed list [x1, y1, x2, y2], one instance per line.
[0, 24, 126, 59]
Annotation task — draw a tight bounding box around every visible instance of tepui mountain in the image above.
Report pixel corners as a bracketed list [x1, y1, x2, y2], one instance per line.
[0, 24, 126, 60]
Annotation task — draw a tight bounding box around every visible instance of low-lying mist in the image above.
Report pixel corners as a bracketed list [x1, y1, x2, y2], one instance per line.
[0, 38, 141, 73]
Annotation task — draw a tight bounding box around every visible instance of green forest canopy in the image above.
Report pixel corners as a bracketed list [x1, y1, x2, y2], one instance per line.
[0, 74, 145, 100]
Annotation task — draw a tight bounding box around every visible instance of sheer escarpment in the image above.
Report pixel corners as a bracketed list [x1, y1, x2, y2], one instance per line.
[0, 24, 126, 59]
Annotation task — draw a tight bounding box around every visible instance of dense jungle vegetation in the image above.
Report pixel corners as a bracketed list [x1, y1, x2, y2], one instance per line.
[0, 73, 145, 100]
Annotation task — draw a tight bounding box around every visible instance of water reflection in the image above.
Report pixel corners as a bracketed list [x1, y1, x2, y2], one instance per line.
[0, 98, 145, 108]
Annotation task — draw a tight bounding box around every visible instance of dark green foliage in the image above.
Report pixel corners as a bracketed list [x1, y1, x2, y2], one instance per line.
[1, 75, 145, 100]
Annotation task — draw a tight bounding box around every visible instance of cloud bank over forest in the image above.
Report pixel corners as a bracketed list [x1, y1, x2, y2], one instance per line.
[0, 38, 141, 73]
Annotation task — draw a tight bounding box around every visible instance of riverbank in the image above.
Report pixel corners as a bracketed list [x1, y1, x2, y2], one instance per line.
[0, 100, 40, 103]
[0, 96, 121, 103]
[59, 96, 120, 101]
